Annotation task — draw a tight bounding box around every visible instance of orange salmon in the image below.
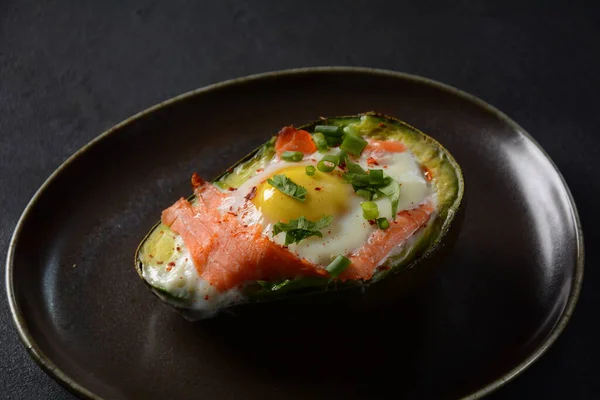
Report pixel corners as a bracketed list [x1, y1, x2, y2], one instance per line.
[275, 126, 317, 156]
[341, 202, 434, 281]
[365, 139, 406, 154]
[161, 181, 327, 291]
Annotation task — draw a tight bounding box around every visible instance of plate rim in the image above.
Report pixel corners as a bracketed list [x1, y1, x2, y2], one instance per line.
[5, 66, 585, 400]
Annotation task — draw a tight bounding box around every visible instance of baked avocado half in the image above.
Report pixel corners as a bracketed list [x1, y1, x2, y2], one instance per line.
[135, 112, 464, 320]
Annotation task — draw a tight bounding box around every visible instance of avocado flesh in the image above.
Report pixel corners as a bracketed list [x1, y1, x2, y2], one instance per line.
[135, 112, 464, 317]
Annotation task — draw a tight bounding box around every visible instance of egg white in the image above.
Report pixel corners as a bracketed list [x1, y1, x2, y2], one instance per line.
[143, 142, 438, 316]
[217, 146, 435, 266]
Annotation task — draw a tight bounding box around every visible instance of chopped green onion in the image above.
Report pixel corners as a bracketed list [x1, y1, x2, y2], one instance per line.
[368, 169, 384, 185]
[313, 132, 329, 152]
[361, 201, 379, 220]
[326, 255, 351, 278]
[356, 189, 373, 200]
[344, 156, 366, 174]
[341, 132, 368, 156]
[326, 135, 343, 147]
[305, 165, 316, 176]
[377, 217, 389, 230]
[315, 125, 343, 137]
[345, 173, 370, 187]
[321, 154, 340, 167]
[317, 159, 336, 172]
[378, 179, 401, 216]
[281, 151, 304, 162]
[343, 125, 360, 135]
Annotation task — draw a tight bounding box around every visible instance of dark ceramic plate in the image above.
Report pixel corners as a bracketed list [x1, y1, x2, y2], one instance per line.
[6, 68, 583, 400]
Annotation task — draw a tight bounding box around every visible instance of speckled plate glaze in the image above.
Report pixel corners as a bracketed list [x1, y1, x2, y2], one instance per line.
[6, 67, 583, 400]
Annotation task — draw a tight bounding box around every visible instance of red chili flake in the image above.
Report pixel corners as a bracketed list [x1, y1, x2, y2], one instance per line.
[378, 123, 386, 128]
[245, 186, 257, 201]
[228, 187, 236, 191]
[204, 295, 209, 300]
[227, 167, 234, 173]
[149, 254, 154, 259]
[422, 165, 434, 181]
[176, 247, 181, 251]
[157, 261, 164, 265]
[191, 172, 205, 188]
[368, 220, 376, 225]
[379, 265, 391, 271]
[159, 231, 164, 234]
[168, 262, 176, 267]
[256, 168, 264, 173]
[229, 206, 233, 211]
[367, 157, 379, 166]
[243, 224, 248, 228]
[314, 187, 322, 191]
[184, 258, 188, 262]
[227, 212, 238, 217]
[383, 165, 388, 169]
[283, 245, 288, 249]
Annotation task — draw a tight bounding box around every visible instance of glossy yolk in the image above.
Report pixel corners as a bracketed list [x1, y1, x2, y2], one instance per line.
[252, 165, 350, 223]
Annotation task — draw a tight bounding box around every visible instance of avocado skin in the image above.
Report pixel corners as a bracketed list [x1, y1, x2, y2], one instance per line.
[135, 112, 465, 320]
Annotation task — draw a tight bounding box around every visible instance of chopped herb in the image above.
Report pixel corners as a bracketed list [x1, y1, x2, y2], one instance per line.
[377, 217, 389, 230]
[313, 132, 329, 152]
[340, 126, 368, 156]
[341, 159, 401, 217]
[315, 124, 343, 137]
[273, 215, 334, 245]
[326, 255, 351, 278]
[361, 201, 379, 220]
[281, 151, 304, 162]
[368, 169, 385, 185]
[378, 178, 401, 216]
[317, 159, 336, 172]
[305, 165, 316, 176]
[339, 151, 366, 174]
[356, 189, 373, 200]
[267, 174, 307, 201]
[322, 154, 340, 167]
[326, 135, 343, 147]
[344, 169, 391, 189]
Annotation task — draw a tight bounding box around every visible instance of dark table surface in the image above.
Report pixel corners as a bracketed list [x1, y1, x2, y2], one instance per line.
[1, 1, 599, 399]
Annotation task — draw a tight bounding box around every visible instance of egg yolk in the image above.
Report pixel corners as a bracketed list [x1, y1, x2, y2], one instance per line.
[253, 165, 350, 223]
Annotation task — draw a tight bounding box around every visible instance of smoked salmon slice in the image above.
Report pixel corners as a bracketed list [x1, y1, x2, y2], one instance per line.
[341, 202, 434, 281]
[275, 126, 317, 156]
[365, 139, 406, 154]
[161, 181, 326, 291]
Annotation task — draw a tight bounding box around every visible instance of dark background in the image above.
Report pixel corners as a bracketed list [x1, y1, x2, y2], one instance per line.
[1, 1, 599, 399]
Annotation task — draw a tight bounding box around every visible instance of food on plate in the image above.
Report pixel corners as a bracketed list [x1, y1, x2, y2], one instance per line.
[135, 112, 464, 319]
